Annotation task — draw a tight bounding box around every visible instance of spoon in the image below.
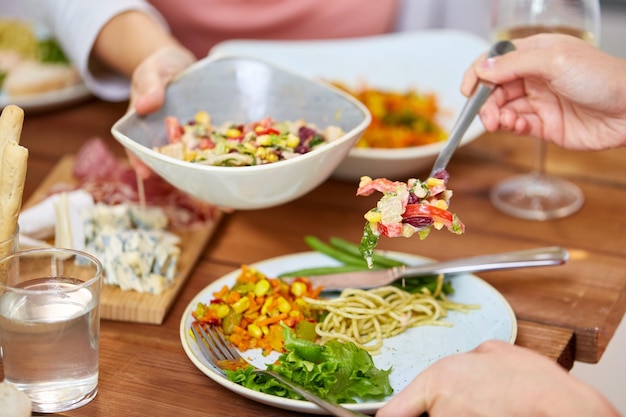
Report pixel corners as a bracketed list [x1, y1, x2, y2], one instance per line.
[429, 40, 516, 178]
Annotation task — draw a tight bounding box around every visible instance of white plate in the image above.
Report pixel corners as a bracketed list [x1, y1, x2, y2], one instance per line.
[180, 251, 517, 415]
[210, 30, 491, 181]
[0, 82, 91, 114]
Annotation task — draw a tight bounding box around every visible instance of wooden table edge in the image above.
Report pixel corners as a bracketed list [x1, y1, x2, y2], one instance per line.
[515, 319, 576, 370]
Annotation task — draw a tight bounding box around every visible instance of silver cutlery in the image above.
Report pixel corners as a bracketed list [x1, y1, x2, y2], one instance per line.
[291, 246, 568, 291]
[191, 325, 370, 417]
[429, 40, 515, 177]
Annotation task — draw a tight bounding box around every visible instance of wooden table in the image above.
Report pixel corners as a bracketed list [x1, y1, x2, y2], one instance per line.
[5, 98, 626, 416]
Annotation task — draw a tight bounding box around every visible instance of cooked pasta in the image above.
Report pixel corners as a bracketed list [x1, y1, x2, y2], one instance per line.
[303, 276, 477, 354]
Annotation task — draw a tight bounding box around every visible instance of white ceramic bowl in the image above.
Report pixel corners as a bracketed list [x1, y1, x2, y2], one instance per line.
[111, 55, 370, 210]
[211, 29, 491, 181]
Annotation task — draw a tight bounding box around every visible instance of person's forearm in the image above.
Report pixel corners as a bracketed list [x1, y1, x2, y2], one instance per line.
[92, 10, 185, 77]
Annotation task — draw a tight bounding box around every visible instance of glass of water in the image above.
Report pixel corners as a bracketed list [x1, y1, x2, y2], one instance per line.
[0, 247, 103, 413]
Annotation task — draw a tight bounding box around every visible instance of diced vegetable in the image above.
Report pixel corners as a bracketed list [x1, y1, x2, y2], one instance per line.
[332, 82, 447, 149]
[155, 113, 344, 167]
[191, 265, 322, 354]
[357, 173, 464, 267]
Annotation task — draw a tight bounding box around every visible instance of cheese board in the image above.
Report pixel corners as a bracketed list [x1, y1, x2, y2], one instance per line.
[23, 155, 223, 324]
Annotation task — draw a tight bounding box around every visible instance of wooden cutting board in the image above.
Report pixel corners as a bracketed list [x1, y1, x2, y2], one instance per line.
[23, 155, 223, 324]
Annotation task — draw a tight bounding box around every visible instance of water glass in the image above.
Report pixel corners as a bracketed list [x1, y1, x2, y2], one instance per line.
[0, 248, 103, 413]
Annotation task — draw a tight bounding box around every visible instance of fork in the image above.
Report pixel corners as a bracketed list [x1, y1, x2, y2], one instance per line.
[191, 324, 371, 417]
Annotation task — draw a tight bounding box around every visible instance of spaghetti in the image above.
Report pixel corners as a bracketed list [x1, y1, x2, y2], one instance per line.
[304, 275, 477, 354]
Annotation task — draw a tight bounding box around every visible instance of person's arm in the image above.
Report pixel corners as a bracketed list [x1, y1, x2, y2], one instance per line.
[91, 10, 185, 79]
[91, 10, 196, 115]
[461, 33, 626, 151]
[376, 340, 621, 417]
[21, 0, 170, 101]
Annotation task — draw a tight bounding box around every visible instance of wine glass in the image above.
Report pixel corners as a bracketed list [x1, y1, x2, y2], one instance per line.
[489, 0, 601, 221]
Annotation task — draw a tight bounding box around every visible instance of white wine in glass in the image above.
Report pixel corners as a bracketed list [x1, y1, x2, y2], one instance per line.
[489, 0, 600, 221]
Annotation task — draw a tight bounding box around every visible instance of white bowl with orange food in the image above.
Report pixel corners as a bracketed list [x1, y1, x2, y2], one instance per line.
[211, 29, 491, 182]
[111, 55, 370, 210]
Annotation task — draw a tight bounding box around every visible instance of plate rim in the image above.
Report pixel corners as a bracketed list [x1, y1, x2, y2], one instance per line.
[0, 82, 91, 113]
[179, 250, 517, 414]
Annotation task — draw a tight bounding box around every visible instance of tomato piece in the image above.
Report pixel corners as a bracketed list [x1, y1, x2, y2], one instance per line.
[377, 222, 403, 237]
[166, 117, 184, 143]
[199, 138, 215, 149]
[256, 127, 280, 135]
[165, 116, 184, 143]
[356, 177, 406, 196]
[402, 204, 454, 226]
[428, 183, 447, 197]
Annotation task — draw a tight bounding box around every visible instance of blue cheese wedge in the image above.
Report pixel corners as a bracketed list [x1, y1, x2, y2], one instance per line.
[77, 203, 181, 294]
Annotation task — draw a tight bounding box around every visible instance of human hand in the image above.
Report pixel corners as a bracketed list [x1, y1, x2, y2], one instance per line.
[129, 44, 196, 116]
[461, 34, 626, 151]
[126, 45, 196, 178]
[375, 340, 620, 417]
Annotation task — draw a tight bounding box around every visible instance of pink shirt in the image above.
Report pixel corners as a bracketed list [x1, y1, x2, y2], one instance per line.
[149, 0, 400, 58]
[9, 0, 491, 101]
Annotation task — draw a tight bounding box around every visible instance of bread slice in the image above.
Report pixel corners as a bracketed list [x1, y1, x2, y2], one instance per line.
[0, 382, 31, 417]
[3, 60, 80, 96]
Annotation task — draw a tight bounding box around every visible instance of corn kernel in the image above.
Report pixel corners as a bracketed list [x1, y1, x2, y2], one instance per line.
[183, 151, 196, 162]
[261, 326, 270, 336]
[434, 199, 449, 210]
[231, 297, 250, 314]
[290, 281, 307, 297]
[243, 142, 256, 152]
[254, 279, 271, 297]
[255, 147, 266, 157]
[247, 324, 263, 339]
[286, 133, 300, 148]
[433, 221, 444, 230]
[359, 176, 373, 188]
[289, 310, 301, 318]
[364, 210, 382, 223]
[426, 177, 445, 187]
[276, 296, 292, 313]
[265, 152, 278, 163]
[256, 134, 272, 146]
[261, 296, 273, 315]
[195, 111, 211, 125]
[214, 303, 230, 319]
[225, 128, 242, 138]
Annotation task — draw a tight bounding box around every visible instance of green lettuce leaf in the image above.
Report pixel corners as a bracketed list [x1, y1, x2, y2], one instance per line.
[225, 326, 393, 403]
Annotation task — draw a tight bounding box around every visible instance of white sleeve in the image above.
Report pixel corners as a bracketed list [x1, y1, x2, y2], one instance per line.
[16, 0, 169, 101]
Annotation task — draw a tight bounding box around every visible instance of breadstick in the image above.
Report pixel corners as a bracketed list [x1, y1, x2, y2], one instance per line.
[0, 141, 28, 239]
[0, 105, 28, 255]
[0, 104, 24, 146]
[0, 104, 25, 171]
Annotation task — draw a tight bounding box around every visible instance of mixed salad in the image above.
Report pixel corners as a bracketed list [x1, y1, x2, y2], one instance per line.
[190, 264, 393, 403]
[357, 170, 465, 267]
[155, 111, 345, 167]
[332, 82, 447, 149]
[191, 265, 323, 355]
